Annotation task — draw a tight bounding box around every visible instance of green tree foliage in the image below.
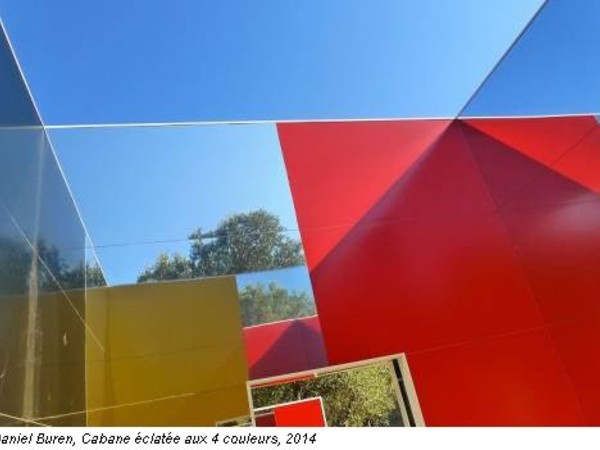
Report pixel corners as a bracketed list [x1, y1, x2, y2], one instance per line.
[135, 210, 396, 426]
[138, 210, 305, 282]
[239, 282, 315, 327]
[137, 253, 193, 283]
[253, 364, 401, 427]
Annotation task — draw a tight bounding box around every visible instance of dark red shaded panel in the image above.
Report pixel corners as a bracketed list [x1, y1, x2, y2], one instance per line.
[243, 317, 328, 380]
[277, 120, 450, 270]
[255, 412, 276, 427]
[464, 116, 598, 167]
[274, 399, 326, 427]
[363, 124, 495, 222]
[408, 330, 586, 426]
[462, 121, 600, 324]
[462, 122, 600, 209]
[555, 129, 600, 195]
[549, 309, 600, 425]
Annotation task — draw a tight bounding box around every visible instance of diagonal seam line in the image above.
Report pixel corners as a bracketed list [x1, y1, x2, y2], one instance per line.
[455, 0, 550, 119]
[0, 17, 108, 285]
[31, 392, 196, 422]
[460, 120, 600, 210]
[30, 380, 249, 423]
[308, 121, 454, 275]
[0, 203, 106, 353]
[459, 120, 600, 421]
[0, 411, 50, 427]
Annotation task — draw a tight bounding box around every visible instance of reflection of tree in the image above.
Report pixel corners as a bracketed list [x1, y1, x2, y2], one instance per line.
[0, 236, 105, 296]
[0, 236, 31, 296]
[240, 283, 315, 327]
[37, 240, 105, 291]
[253, 364, 400, 426]
[138, 210, 305, 282]
[138, 210, 313, 323]
[57, 261, 106, 290]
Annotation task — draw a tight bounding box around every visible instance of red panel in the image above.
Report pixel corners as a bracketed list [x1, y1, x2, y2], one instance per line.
[464, 116, 597, 167]
[363, 124, 495, 222]
[462, 122, 600, 209]
[408, 330, 586, 426]
[555, 129, 600, 195]
[274, 399, 326, 427]
[287, 122, 542, 363]
[462, 120, 600, 324]
[549, 309, 600, 425]
[243, 316, 328, 380]
[499, 205, 600, 324]
[255, 412, 276, 427]
[309, 214, 543, 362]
[277, 117, 600, 425]
[277, 120, 450, 269]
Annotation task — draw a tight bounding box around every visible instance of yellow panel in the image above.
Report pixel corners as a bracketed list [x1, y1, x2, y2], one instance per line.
[0, 286, 89, 426]
[86, 277, 250, 426]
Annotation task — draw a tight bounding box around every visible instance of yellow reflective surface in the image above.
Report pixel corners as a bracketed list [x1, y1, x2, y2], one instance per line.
[86, 277, 249, 426]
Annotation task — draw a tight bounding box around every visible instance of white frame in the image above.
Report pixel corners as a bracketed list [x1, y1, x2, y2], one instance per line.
[247, 353, 425, 427]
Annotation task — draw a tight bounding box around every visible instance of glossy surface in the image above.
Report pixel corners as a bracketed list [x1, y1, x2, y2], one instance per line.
[243, 316, 328, 380]
[49, 124, 298, 285]
[274, 398, 326, 427]
[85, 277, 249, 426]
[279, 116, 600, 425]
[0, 22, 104, 427]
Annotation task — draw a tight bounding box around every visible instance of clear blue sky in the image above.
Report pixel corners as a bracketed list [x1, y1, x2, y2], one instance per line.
[1, 0, 566, 286]
[0, 0, 544, 123]
[49, 124, 299, 285]
[462, 0, 600, 116]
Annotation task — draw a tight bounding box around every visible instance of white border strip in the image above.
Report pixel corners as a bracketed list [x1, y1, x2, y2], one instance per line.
[42, 112, 600, 130]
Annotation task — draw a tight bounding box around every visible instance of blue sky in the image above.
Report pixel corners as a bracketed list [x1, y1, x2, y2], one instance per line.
[2, 0, 574, 286]
[49, 123, 299, 284]
[462, 0, 600, 116]
[0, 0, 544, 124]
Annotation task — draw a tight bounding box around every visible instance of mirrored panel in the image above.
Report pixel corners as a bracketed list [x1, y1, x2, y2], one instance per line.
[49, 123, 300, 286]
[35, 138, 87, 293]
[237, 264, 315, 327]
[251, 360, 407, 427]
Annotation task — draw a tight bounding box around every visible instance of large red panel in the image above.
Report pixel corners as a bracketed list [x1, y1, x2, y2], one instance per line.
[274, 398, 326, 427]
[408, 330, 586, 426]
[294, 123, 543, 363]
[278, 117, 600, 426]
[243, 316, 328, 380]
[549, 308, 600, 425]
[277, 120, 450, 270]
[464, 116, 597, 167]
[462, 120, 600, 324]
[309, 214, 543, 363]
